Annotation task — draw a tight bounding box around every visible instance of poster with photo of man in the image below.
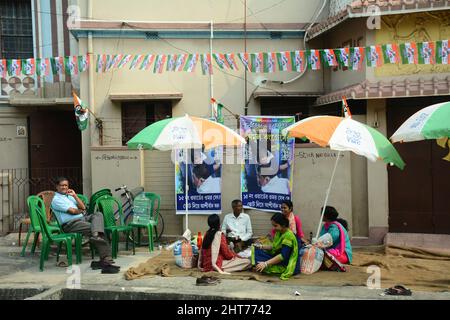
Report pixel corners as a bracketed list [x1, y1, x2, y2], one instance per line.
[175, 147, 223, 215]
[240, 116, 295, 212]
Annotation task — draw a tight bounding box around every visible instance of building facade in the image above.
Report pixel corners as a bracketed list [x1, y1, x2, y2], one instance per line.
[1, 0, 449, 241]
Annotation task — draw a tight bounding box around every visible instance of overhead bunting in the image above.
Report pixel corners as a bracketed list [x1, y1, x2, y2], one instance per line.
[1, 40, 450, 82]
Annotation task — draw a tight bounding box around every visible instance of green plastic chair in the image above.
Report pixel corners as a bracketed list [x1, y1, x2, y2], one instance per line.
[95, 195, 135, 259]
[128, 192, 161, 253]
[51, 209, 94, 262]
[30, 196, 82, 271]
[21, 196, 60, 257]
[77, 194, 89, 209]
[88, 189, 112, 215]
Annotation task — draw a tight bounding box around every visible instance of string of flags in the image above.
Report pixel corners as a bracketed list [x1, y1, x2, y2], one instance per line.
[1, 40, 450, 78]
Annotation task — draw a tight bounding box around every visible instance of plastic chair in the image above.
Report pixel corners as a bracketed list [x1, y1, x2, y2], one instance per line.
[128, 192, 161, 253]
[88, 189, 112, 215]
[95, 195, 135, 259]
[77, 194, 89, 209]
[18, 190, 58, 246]
[34, 202, 82, 271]
[21, 196, 60, 257]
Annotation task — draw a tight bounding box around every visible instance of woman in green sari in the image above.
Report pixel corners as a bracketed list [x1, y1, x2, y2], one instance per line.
[252, 213, 301, 280]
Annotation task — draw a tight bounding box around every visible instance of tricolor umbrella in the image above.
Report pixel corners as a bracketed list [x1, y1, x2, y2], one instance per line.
[127, 114, 246, 232]
[390, 101, 450, 143]
[282, 115, 405, 238]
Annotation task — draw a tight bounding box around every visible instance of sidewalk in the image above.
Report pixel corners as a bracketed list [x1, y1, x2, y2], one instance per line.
[1, 234, 449, 300]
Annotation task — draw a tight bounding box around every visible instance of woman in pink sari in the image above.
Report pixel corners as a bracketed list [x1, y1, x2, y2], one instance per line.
[271, 200, 308, 245]
[318, 206, 352, 265]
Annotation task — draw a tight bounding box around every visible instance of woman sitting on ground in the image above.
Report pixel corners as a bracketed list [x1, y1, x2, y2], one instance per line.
[318, 206, 352, 265]
[198, 214, 251, 274]
[270, 200, 308, 245]
[253, 213, 301, 280]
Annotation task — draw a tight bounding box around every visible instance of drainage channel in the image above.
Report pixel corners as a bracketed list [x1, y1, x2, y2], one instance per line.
[23, 286, 256, 300]
[0, 288, 48, 300]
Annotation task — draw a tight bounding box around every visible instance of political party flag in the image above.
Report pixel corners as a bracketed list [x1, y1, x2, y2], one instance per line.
[307, 50, 321, 70]
[382, 43, 400, 64]
[0, 59, 6, 78]
[212, 53, 227, 69]
[65, 56, 78, 75]
[117, 54, 132, 69]
[8, 59, 21, 76]
[78, 55, 90, 72]
[21, 58, 35, 76]
[350, 47, 365, 70]
[436, 40, 450, 65]
[175, 54, 188, 71]
[263, 52, 276, 73]
[104, 55, 117, 72]
[112, 54, 124, 68]
[321, 49, 338, 67]
[366, 45, 383, 67]
[200, 54, 213, 75]
[224, 53, 238, 70]
[96, 54, 107, 73]
[139, 54, 156, 72]
[166, 54, 178, 71]
[36, 58, 50, 76]
[238, 53, 252, 71]
[291, 50, 305, 72]
[400, 42, 418, 64]
[153, 55, 167, 73]
[336, 48, 350, 67]
[73, 92, 89, 131]
[342, 96, 352, 119]
[211, 98, 224, 124]
[418, 42, 435, 65]
[251, 53, 263, 73]
[276, 51, 292, 71]
[140, 54, 155, 71]
[183, 54, 198, 72]
[128, 55, 142, 70]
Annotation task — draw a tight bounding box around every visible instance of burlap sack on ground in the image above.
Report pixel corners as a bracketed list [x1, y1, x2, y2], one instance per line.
[125, 246, 450, 292]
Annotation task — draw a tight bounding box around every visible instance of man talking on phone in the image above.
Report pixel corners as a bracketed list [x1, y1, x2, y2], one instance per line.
[51, 177, 119, 273]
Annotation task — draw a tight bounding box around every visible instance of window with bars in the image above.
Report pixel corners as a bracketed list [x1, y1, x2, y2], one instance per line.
[0, 0, 33, 59]
[121, 101, 172, 146]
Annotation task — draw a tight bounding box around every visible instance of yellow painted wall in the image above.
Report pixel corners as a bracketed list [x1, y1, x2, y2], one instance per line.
[375, 12, 450, 77]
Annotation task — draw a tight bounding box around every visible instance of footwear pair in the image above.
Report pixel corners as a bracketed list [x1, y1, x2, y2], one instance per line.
[90, 260, 121, 274]
[196, 275, 221, 286]
[384, 285, 412, 296]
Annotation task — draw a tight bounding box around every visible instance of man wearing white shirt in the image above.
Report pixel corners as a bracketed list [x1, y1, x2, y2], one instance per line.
[221, 200, 253, 252]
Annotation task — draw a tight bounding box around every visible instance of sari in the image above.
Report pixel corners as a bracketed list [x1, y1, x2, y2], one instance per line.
[320, 222, 352, 264]
[251, 229, 300, 280]
[198, 231, 251, 272]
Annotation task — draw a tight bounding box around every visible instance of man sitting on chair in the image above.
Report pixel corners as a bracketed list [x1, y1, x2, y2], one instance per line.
[51, 177, 119, 273]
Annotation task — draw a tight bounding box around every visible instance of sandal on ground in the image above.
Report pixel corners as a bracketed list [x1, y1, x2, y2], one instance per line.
[384, 285, 412, 296]
[196, 275, 220, 286]
[56, 261, 68, 268]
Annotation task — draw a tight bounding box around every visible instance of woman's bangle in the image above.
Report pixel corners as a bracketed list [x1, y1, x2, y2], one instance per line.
[264, 261, 268, 268]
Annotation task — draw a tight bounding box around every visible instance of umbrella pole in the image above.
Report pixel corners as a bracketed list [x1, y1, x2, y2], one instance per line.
[315, 150, 342, 239]
[185, 148, 189, 232]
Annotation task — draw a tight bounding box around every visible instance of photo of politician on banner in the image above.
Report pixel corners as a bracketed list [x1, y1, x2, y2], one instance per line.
[240, 116, 295, 212]
[175, 147, 223, 215]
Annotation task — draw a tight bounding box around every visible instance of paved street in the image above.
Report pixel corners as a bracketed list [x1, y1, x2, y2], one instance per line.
[1, 234, 448, 300]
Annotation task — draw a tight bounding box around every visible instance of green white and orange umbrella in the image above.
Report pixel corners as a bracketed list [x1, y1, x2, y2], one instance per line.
[127, 114, 245, 232]
[390, 101, 450, 143]
[282, 115, 405, 238]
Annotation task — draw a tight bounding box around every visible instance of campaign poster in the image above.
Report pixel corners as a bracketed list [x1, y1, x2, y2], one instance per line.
[175, 147, 222, 215]
[240, 116, 295, 212]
